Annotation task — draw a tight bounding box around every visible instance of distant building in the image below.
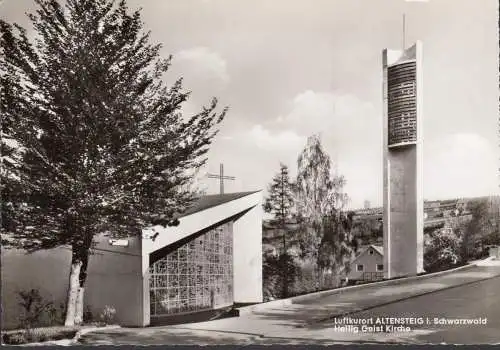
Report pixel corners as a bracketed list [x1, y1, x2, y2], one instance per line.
[2, 191, 263, 329]
[352, 207, 383, 222]
[364, 200, 371, 209]
[347, 245, 384, 283]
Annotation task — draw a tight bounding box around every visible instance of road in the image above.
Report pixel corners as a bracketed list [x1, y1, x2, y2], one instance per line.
[316, 271, 500, 344]
[79, 262, 500, 345]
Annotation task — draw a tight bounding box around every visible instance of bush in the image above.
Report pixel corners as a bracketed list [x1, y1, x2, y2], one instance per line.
[2, 327, 78, 345]
[263, 256, 342, 300]
[47, 302, 67, 326]
[3, 332, 27, 345]
[424, 228, 462, 272]
[83, 304, 95, 324]
[99, 305, 116, 325]
[263, 255, 280, 301]
[262, 253, 299, 300]
[17, 289, 55, 328]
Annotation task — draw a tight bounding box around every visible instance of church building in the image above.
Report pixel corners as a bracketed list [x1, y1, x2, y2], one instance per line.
[1, 191, 263, 328]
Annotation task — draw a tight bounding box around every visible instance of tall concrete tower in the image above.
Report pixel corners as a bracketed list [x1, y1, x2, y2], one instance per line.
[382, 41, 424, 279]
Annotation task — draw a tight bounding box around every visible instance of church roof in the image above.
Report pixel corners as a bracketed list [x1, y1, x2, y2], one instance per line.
[181, 191, 260, 217]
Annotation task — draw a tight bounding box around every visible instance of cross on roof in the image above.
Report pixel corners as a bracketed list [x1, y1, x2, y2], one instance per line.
[207, 163, 235, 195]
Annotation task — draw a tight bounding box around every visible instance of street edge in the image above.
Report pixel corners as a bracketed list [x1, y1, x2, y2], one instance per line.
[236, 262, 478, 316]
[71, 325, 121, 345]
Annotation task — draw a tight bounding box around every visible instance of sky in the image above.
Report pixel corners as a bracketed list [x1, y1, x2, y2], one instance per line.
[1, 0, 499, 209]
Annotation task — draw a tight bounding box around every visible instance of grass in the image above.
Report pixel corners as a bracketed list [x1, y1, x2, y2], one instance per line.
[2, 326, 80, 345]
[1, 322, 110, 345]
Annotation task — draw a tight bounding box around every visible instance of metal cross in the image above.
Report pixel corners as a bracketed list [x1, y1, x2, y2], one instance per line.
[207, 163, 235, 195]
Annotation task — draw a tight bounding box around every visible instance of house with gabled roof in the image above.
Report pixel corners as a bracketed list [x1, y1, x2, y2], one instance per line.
[346, 244, 384, 283]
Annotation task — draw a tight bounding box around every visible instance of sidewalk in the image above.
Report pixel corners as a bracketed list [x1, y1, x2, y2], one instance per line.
[78, 263, 500, 345]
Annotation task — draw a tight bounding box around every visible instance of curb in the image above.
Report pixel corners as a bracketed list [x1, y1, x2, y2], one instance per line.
[308, 269, 500, 326]
[72, 325, 121, 344]
[236, 262, 477, 316]
[13, 325, 121, 346]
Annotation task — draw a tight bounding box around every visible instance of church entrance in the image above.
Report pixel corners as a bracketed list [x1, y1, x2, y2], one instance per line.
[149, 223, 234, 320]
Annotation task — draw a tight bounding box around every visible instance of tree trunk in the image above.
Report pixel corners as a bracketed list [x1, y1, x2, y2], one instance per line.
[75, 244, 90, 325]
[64, 260, 82, 326]
[74, 287, 85, 325]
[65, 234, 92, 326]
[319, 267, 324, 290]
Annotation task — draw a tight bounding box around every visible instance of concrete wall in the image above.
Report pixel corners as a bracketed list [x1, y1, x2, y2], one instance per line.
[415, 41, 424, 275]
[387, 147, 421, 277]
[1, 247, 71, 330]
[85, 235, 144, 327]
[348, 248, 383, 280]
[233, 202, 263, 303]
[1, 234, 143, 329]
[382, 41, 424, 279]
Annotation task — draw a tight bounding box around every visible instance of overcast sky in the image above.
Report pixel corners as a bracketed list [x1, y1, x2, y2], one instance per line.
[2, 0, 498, 208]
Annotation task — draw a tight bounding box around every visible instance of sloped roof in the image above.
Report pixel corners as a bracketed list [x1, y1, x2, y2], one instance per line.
[371, 245, 384, 256]
[351, 244, 384, 264]
[181, 191, 260, 217]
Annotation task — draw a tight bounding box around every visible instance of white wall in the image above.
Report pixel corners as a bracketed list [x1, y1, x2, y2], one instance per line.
[140, 191, 263, 325]
[233, 201, 263, 303]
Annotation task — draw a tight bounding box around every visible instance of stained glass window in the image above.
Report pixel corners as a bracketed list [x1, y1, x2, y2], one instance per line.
[149, 222, 233, 317]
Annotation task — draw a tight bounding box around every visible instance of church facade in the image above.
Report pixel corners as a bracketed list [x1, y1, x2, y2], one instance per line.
[1, 191, 263, 328]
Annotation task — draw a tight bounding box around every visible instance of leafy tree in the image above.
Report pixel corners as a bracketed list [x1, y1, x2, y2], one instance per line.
[294, 135, 353, 287]
[317, 211, 355, 281]
[460, 200, 493, 261]
[352, 217, 381, 243]
[263, 163, 296, 297]
[1, 0, 226, 326]
[424, 227, 462, 272]
[295, 134, 346, 222]
[262, 253, 298, 300]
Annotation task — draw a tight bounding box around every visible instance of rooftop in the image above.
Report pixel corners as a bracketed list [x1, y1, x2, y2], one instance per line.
[181, 191, 260, 217]
[371, 245, 384, 256]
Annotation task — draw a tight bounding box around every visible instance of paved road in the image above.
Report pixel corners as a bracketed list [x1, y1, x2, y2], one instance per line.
[330, 273, 500, 345]
[79, 262, 500, 345]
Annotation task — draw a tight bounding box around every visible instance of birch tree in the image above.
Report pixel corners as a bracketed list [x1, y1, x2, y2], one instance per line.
[294, 135, 353, 285]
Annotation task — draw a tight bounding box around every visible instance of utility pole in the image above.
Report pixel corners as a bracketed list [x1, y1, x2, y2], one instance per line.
[403, 13, 406, 49]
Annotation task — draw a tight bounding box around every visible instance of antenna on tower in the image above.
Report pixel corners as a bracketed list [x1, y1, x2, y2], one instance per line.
[402, 13, 406, 49]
